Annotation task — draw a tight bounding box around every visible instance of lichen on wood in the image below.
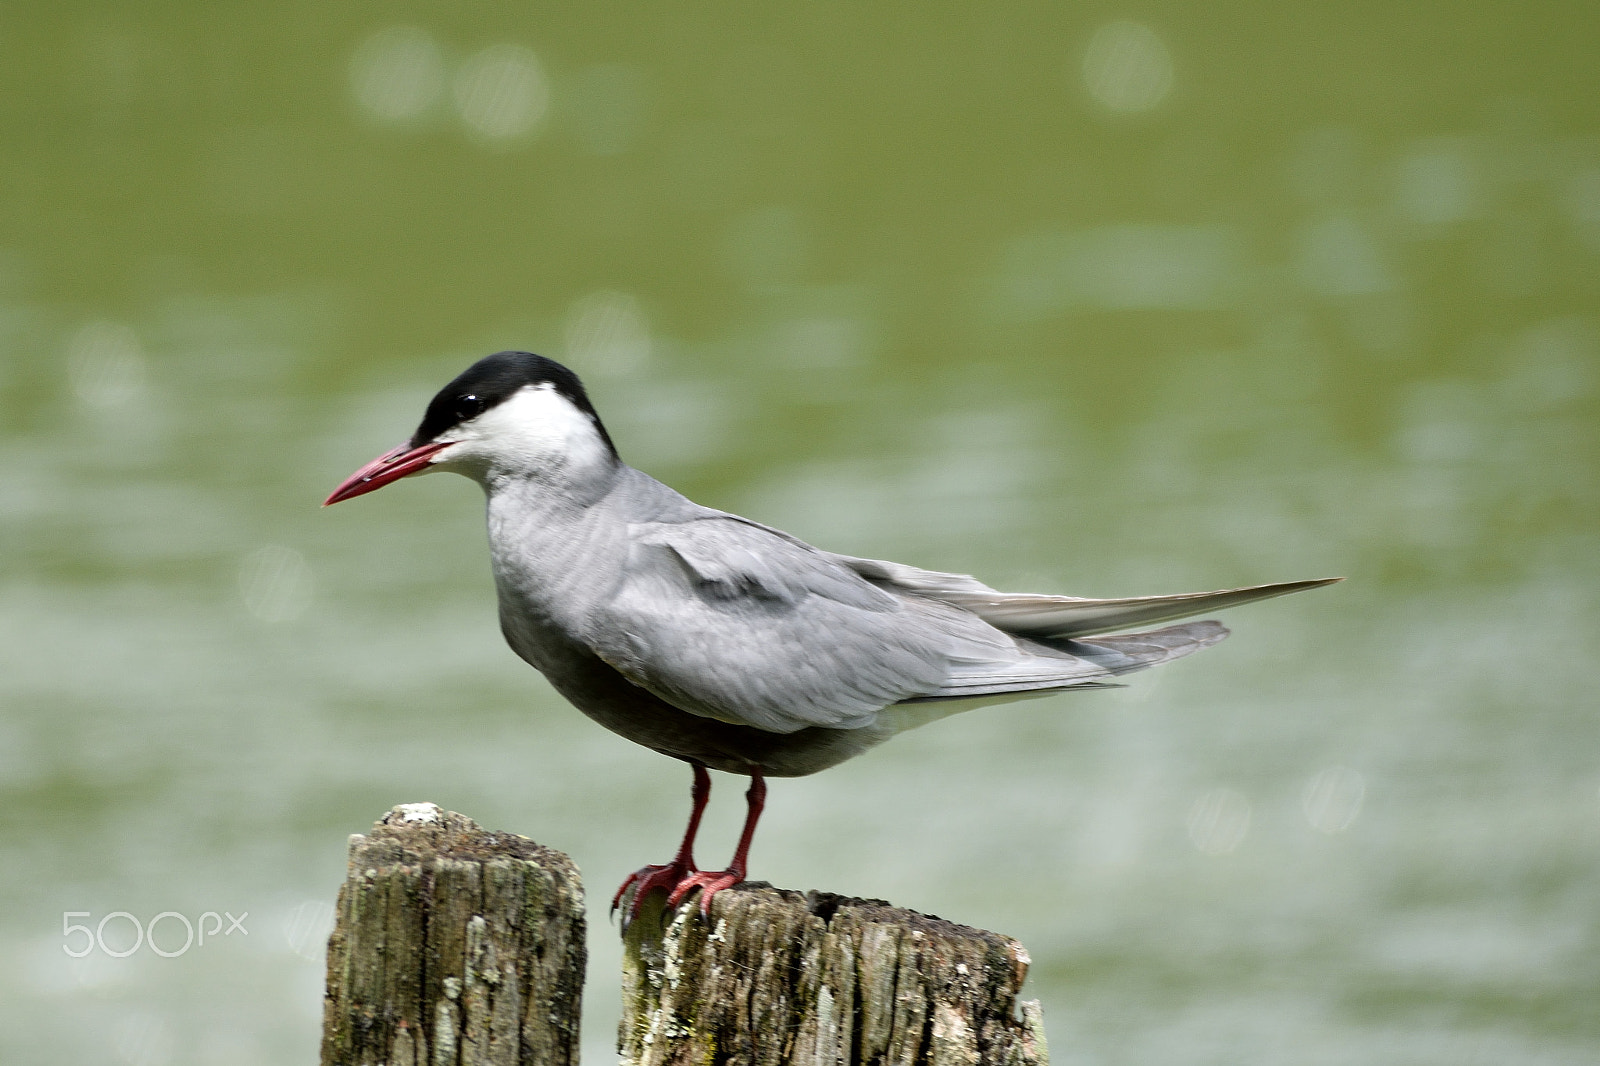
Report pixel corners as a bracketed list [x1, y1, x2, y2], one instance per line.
[620, 884, 1049, 1066]
[320, 803, 586, 1066]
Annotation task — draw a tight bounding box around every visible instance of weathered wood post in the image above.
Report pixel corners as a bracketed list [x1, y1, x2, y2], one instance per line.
[321, 803, 586, 1066]
[620, 884, 1050, 1066]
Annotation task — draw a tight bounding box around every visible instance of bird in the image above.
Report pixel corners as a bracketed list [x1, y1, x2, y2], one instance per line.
[324, 351, 1339, 921]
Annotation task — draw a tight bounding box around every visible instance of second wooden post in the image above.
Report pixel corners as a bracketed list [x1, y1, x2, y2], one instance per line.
[620, 884, 1049, 1066]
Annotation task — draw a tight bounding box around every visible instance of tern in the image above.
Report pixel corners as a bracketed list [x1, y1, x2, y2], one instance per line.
[326, 351, 1338, 920]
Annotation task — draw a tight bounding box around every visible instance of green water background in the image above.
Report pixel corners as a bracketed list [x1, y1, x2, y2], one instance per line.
[2, 4, 1598, 1063]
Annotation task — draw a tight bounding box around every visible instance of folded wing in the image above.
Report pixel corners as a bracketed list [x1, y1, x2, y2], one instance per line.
[585, 516, 1120, 733]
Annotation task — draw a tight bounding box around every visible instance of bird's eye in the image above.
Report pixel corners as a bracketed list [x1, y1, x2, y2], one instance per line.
[454, 394, 487, 422]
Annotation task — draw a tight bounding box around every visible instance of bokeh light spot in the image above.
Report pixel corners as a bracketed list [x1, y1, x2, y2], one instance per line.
[774, 316, 865, 371]
[1187, 787, 1252, 855]
[239, 545, 314, 623]
[565, 290, 651, 377]
[454, 44, 549, 143]
[114, 1012, 172, 1066]
[67, 321, 147, 408]
[1568, 167, 1600, 251]
[1082, 21, 1173, 114]
[1296, 214, 1397, 296]
[1395, 139, 1478, 227]
[282, 900, 336, 961]
[1302, 766, 1366, 834]
[349, 26, 445, 124]
[1501, 318, 1595, 410]
[994, 224, 1241, 318]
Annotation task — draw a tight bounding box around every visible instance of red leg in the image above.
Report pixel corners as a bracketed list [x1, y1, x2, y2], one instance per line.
[612, 762, 711, 921]
[667, 771, 766, 916]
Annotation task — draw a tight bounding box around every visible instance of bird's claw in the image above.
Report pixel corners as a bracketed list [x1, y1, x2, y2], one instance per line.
[612, 861, 696, 926]
[665, 869, 744, 916]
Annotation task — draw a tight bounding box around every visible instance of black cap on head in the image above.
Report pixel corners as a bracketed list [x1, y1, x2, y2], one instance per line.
[410, 352, 618, 458]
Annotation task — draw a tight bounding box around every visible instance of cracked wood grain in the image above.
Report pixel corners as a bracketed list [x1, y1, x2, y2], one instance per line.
[320, 804, 585, 1066]
[620, 884, 1049, 1066]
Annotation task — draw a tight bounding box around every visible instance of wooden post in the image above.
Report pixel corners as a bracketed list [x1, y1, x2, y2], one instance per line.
[620, 884, 1050, 1066]
[320, 803, 586, 1066]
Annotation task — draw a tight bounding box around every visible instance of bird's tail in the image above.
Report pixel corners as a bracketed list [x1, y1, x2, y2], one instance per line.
[959, 578, 1341, 639]
[833, 552, 1340, 639]
[1053, 618, 1231, 672]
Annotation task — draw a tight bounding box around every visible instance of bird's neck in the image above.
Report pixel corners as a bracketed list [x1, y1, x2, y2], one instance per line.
[481, 460, 630, 621]
[482, 454, 624, 539]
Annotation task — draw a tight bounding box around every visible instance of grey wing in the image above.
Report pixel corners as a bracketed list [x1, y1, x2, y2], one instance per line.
[583, 517, 1114, 734]
[831, 554, 1341, 639]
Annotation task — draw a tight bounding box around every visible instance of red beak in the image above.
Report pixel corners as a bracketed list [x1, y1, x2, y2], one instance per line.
[323, 440, 453, 506]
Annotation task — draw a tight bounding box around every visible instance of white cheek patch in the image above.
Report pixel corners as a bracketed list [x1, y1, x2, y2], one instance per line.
[436, 383, 610, 475]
